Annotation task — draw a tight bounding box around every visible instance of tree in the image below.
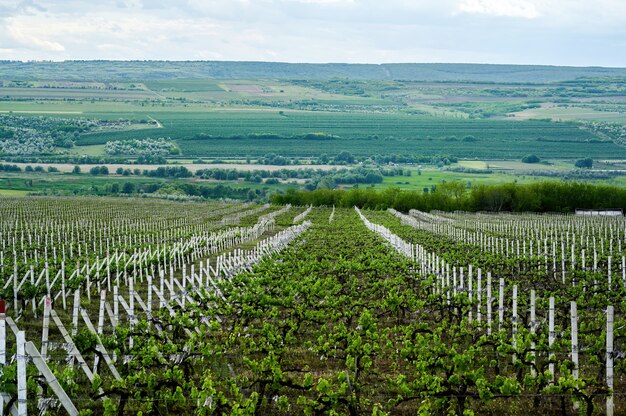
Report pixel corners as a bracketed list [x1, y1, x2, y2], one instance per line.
[335, 151, 355, 164]
[522, 154, 540, 163]
[72, 165, 81, 174]
[122, 182, 135, 194]
[575, 158, 593, 169]
[317, 177, 337, 190]
[90, 166, 109, 175]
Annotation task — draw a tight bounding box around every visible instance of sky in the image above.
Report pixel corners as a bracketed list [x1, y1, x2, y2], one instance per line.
[0, 0, 625, 67]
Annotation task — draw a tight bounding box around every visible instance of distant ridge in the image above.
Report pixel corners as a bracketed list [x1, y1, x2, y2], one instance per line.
[2, 61, 626, 83]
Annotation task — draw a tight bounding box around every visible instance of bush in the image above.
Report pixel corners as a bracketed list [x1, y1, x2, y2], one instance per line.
[90, 166, 109, 175]
[335, 151, 355, 164]
[522, 154, 540, 163]
[104, 138, 179, 157]
[271, 181, 626, 213]
[575, 158, 593, 169]
[122, 182, 136, 194]
[0, 164, 21, 172]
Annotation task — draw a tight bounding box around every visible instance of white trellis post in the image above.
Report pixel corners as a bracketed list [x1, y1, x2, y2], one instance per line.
[512, 285, 517, 362]
[571, 301, 578, 379]
[476, 269, 482, 323]
[41, 296, 51, 360]
[498, 278, 504, 332]
[468, 265, 473, 322]
[549, 296, 555, 382]
[487, 272, 492, 335]
[530, 290, 536, 377]
[0, 300, 5, 366]
[607, 305, 614, 416]
[17, 330, 27, 416]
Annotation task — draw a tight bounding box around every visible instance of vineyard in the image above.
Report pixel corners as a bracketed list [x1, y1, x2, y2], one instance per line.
[75, 111, 623, 159]
[0, 197, 625, 415]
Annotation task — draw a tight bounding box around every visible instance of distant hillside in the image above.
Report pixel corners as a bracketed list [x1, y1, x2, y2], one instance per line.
[2, 60, 626, 83]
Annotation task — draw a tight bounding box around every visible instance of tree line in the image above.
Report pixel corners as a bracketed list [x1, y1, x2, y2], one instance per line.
[271, 181, 626, 213]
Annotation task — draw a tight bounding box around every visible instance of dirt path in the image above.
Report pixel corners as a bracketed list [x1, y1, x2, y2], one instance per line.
[146, 115, 163, 128]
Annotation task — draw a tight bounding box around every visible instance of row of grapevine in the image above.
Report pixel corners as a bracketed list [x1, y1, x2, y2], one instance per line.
[1, 197, 625, 414]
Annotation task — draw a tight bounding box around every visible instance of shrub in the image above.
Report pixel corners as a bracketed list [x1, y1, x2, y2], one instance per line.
[575, 158, 593, 169]
[522, 154, 540, 163]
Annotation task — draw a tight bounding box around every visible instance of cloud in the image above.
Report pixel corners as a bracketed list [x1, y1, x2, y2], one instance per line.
[287, 0, 355, 4]
[458, 0, 539, 19]
[6, 19, 66, 51]
[0, 0, 624, 66]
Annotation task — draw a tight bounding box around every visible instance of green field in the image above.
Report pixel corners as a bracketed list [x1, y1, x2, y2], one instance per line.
[76, 110, 620, 159]
[379, 169, 543, 190]
[4, 62, 626, 197]
[3, 74, 626, 161]
[1, 99, 618, 159]
[511, 105, 626, 124]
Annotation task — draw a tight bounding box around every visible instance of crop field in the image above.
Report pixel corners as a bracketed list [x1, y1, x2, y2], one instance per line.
[144, 80, 226, 92]
[4, 66, 626, 198]
[1, 196, 625, 415]
[380, 169, 548, 190]
[0, 101, 618, 160]
[0, 87, 159, 101]
[0, 171, 294, 199]
[4, 98, 612, 159]
[2, 74, 626, 162]
[511, 105, 626, 124]
[70, 110, 620, 159]
[0, 173, 169, 194]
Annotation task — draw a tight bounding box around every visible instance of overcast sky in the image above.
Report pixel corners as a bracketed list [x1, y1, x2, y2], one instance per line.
[1, 0, 625, 67]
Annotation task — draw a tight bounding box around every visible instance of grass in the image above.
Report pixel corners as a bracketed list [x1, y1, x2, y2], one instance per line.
[67, 144, 106, 156]
[511, 105, 626, 124]
[0, 87, 158, 101]
[0, 189, 29, 195]
[374, 169, 544, 190]
[144, 79, 226, 92]
[457, 160, 573, 171]
[0, 172, 292, 195]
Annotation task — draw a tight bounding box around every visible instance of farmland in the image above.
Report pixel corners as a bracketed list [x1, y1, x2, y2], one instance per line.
[1, 196, 626, 414]
[0, 99, 624, 160]
[3, 62, 626, 414]
[76, 111, 617, 159]
[4, 61, 626, 197]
